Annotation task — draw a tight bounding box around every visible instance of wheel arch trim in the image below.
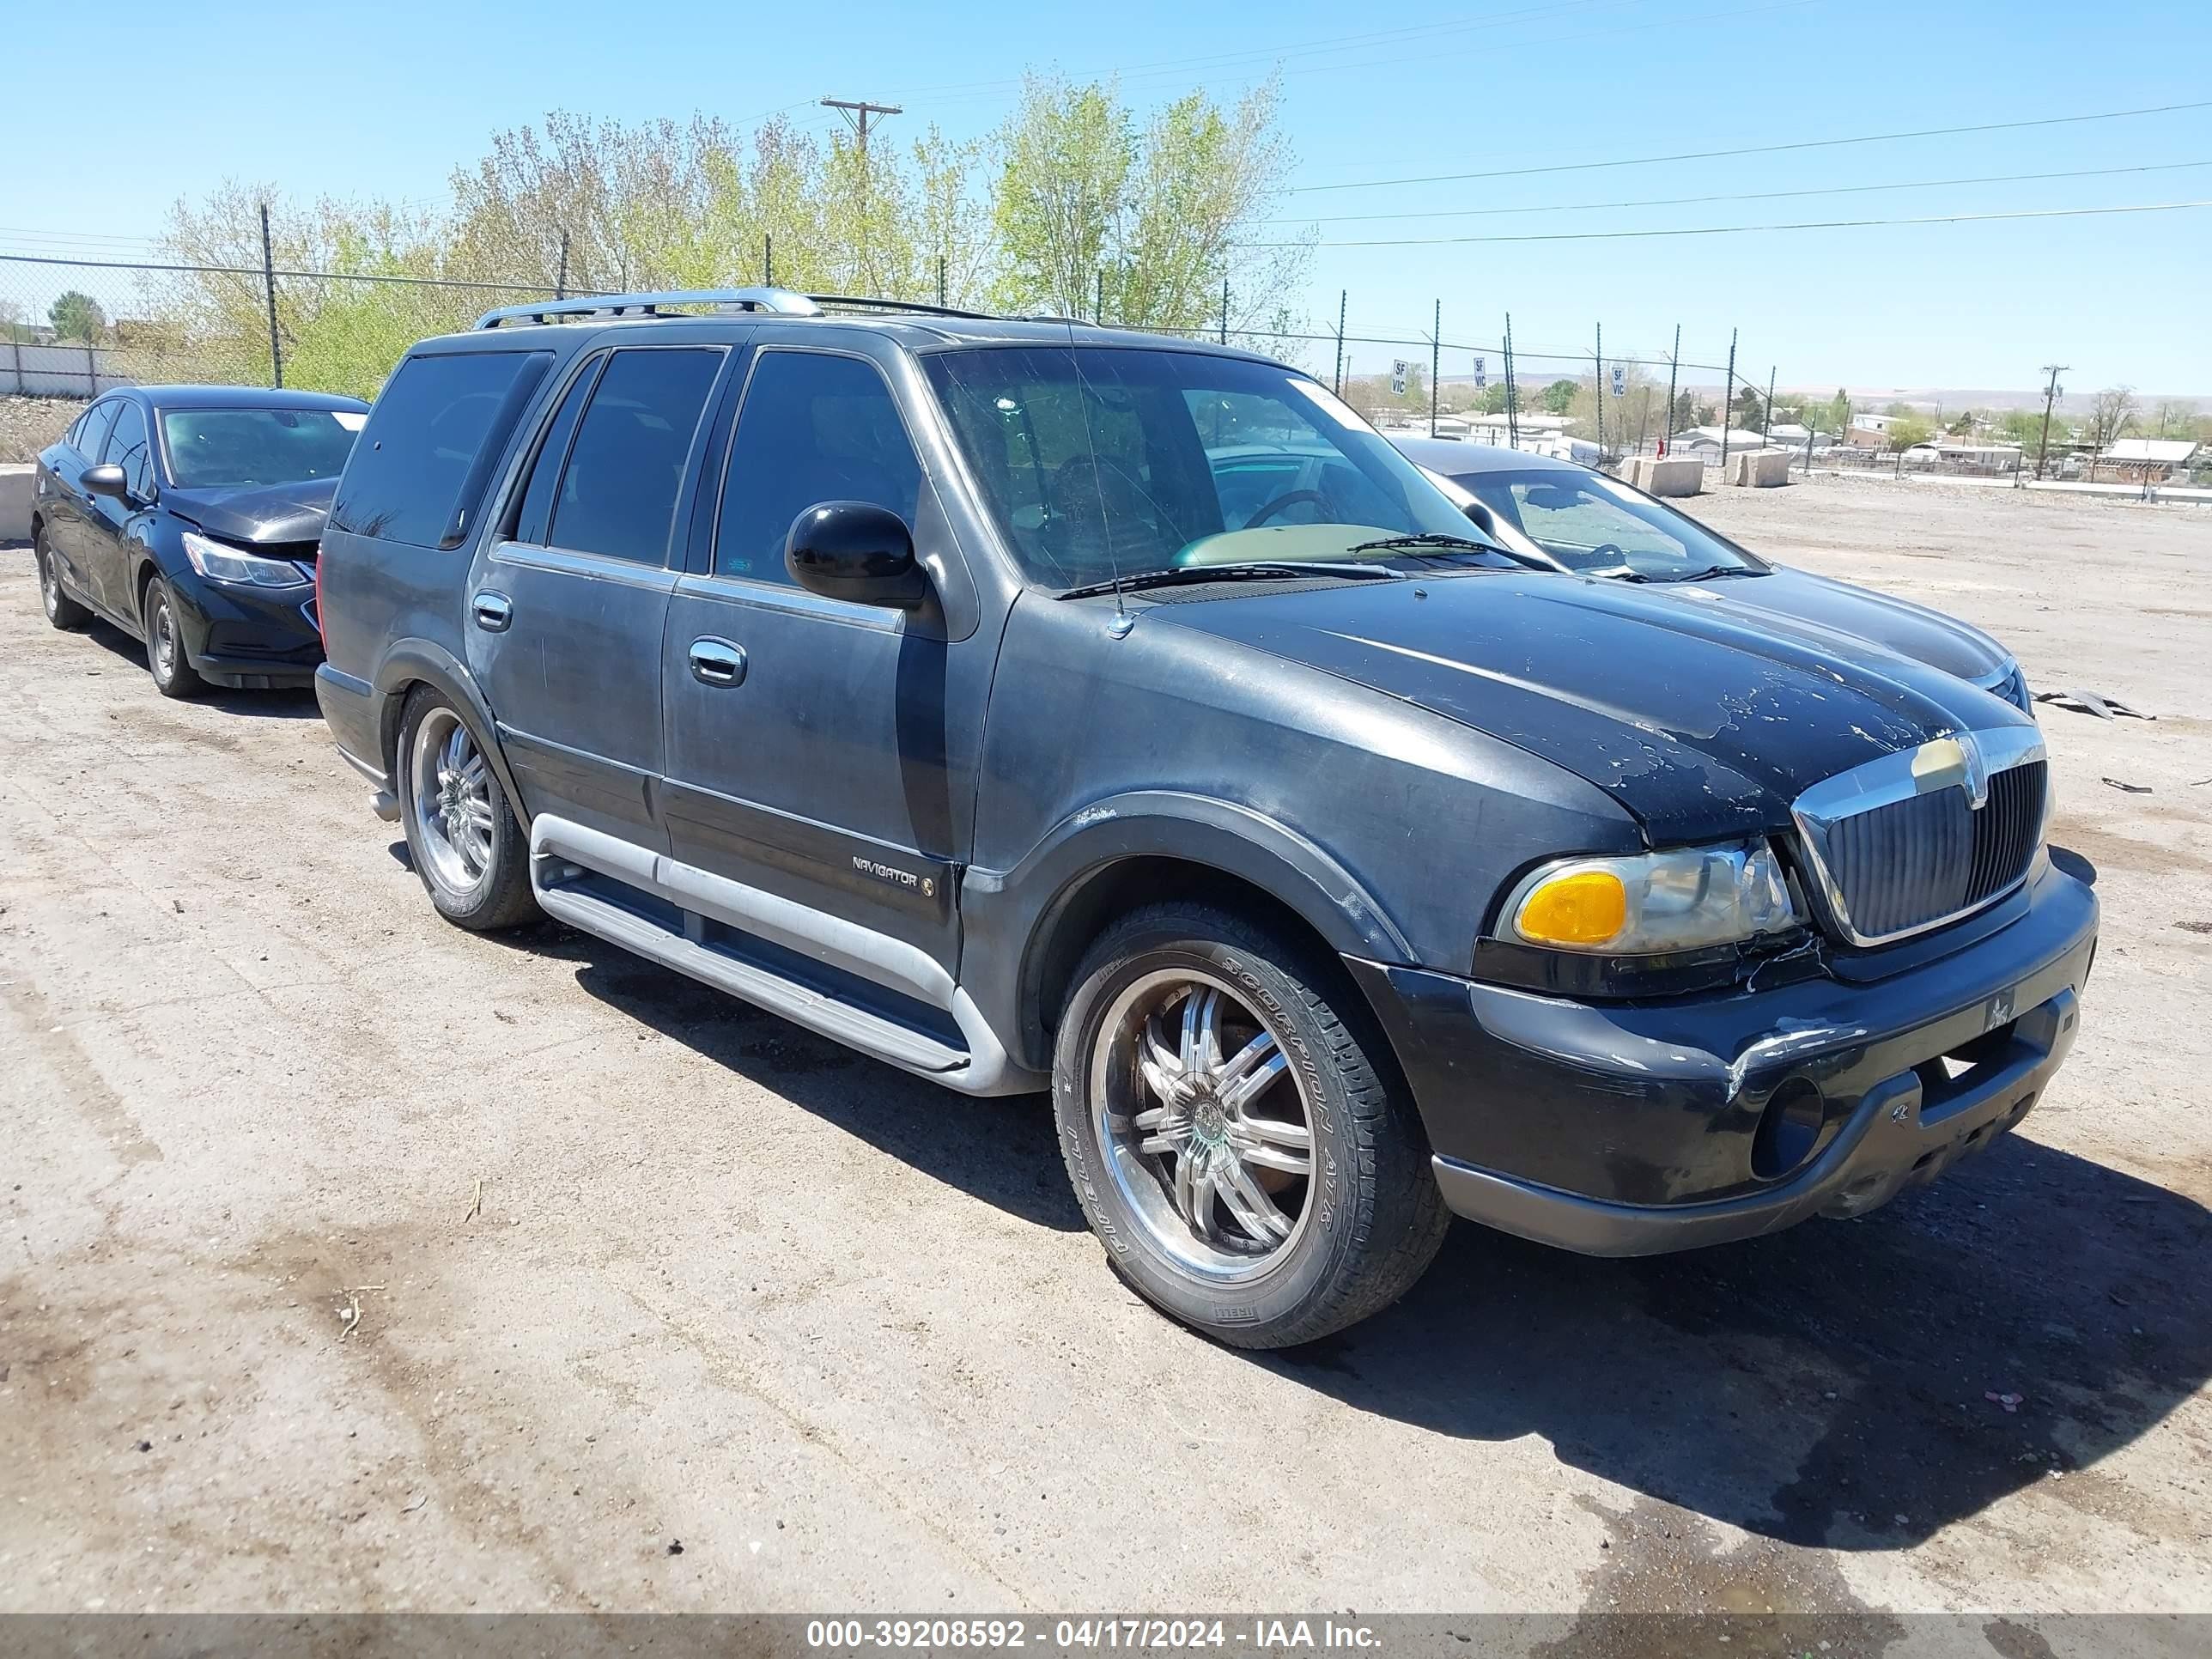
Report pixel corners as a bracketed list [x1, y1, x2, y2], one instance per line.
[373, 640, 530, 826]
[963, 792, 1417, 1070]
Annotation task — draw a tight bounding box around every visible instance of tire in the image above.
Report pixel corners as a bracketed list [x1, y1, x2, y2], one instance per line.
[1052, 902, 1450, 1348]
[35, 529, 92, 632]
[395, 688, 538, 931]
[143, 577, 206, 700]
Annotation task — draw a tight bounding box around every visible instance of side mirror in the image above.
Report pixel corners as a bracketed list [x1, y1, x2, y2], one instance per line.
[82, 463, 134, 505]
[785, 501, 930, 610]
[1459, 499, 1500, 538]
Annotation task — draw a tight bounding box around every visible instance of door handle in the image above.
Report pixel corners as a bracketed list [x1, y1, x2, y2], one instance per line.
[472, 591, 513, 632]
[688, 637, 746, 687]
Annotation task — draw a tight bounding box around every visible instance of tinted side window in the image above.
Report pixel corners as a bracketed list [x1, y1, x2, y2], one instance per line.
[106, 402, 152, 499]
[75, 400, 119, 463]
[330, 350, 550, 548]
[509, 356, 603, 546]
[715, 352, 923, 584]
[544, 348, 724, 564]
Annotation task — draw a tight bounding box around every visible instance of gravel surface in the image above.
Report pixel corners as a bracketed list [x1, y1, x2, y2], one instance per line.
[1, 478, 2208, 1629]
[0, 393, 86, 464]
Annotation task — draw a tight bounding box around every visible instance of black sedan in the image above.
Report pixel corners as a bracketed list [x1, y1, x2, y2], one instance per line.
[33, 384, 368, 697]
[1392, 436, 2033, 714]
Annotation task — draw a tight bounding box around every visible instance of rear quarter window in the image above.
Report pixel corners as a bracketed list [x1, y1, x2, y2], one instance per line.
[331, 349, 551, 547]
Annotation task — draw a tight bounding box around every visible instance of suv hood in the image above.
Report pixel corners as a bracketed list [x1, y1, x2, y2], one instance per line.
[1152, 572, 2027, 843]
[1680, 565, 2010, 684]
[162, 477, 336, 548]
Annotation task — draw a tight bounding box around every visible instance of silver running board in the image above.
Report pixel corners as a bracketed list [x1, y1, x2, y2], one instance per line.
[528, 815, 1039, 1097]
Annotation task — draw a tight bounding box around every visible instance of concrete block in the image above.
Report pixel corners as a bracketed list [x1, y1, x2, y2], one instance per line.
[1626, 456, 1703, 497]
[0, 465, 33, 543]
[1728, 449, 1792, 488]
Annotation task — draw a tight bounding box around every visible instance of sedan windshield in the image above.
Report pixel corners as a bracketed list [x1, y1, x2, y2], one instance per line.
[924, 347, 1481, 590]
[161, 407, 362, 489]
[1443, 465, 1765, 580]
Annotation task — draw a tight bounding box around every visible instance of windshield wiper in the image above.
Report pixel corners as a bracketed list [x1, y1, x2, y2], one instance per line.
[1346, 531, 1563, 574]
[1666, 563, 1763, 582]
[1055, 562, 1401, 601]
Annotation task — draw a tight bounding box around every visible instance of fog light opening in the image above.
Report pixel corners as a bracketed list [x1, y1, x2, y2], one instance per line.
[1752, 1077, 1828, 1181]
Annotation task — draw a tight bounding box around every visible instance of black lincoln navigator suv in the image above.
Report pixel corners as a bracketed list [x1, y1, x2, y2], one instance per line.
[313, 288, 2096, 1348]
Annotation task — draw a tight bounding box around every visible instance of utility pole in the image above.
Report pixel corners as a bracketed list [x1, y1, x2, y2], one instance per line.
[1763, 366, 1776, 445]
[764, 232, 774, 287]
[259, 202, 283, 389]
[823, 97, 900, 288]
[1333, 289, 1346, 394]
[1430, 300, 1441, 439]
[2036, 363, 2068, 481]
[554, 229, 569, 301]
[1503, 312, 1520, 449]
[1662, 324, 1680, 457]
[1594, 322, 1604, 458]
[1719, 327, 1738, 471]
[820, 96, 902, 157]
[1219, 276, 1229, 345]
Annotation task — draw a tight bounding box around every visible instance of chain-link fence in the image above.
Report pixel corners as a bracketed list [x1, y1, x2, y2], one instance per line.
[3, 248, 1825, 471]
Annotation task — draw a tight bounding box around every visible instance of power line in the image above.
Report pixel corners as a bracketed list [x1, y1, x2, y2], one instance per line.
[1262, 159, 2212, 225]
[1243, 198, 2212, 248]
[1286, 97, 2212, 195]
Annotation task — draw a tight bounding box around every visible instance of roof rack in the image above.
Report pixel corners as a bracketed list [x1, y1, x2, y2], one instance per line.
[805, 294, 1001, 322]
[474, 287, 823, 329]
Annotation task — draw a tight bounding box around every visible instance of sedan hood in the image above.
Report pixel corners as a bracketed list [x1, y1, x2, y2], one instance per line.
[162, 477, 337, 548]
[1152, 572, 2029, 843]
[1683, 565, 2010, 684]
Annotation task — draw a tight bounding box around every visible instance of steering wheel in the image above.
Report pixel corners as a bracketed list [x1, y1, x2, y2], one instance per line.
[1243, 488, 1334, 527]
[1582, 542, 1630, 565]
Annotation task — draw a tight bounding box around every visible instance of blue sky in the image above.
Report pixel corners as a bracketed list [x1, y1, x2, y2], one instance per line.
[6, 0, 2208, 397]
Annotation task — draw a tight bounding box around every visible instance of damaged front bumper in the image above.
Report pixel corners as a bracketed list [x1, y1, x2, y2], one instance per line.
[1348, 860, 2098, 1256]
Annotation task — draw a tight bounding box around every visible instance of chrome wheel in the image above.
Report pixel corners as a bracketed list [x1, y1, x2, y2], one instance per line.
[149, 591, 177, 680]
[40, 550, 61, 620]
[408, 707, 495, 896]
[1092, 969, 1316, 1280]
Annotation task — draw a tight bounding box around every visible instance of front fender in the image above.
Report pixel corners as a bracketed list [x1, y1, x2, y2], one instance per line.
[372, 638, 532, 825]
[959, 791, 1417, 1073]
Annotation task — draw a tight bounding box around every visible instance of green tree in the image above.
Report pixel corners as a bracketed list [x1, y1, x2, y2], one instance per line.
[1731, 383, 1765, 431]
[1671, 390, 1697, 432]
[993, 73, 1308, 340]
[1886, 415, 1935, 452]
[50, 290, 107, 343]
[1540, 378, 1578, 415]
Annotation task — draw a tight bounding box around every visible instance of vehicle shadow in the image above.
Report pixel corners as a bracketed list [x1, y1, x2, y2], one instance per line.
[556, 934, 1085, 1235]
[526, 917, 2205, 1553]
[1264, 1131, 2211, 1551]
[82, 619, 322, 719]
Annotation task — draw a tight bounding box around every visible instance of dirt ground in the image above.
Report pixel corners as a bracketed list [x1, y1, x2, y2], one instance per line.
[2, 477, 2209, 1635]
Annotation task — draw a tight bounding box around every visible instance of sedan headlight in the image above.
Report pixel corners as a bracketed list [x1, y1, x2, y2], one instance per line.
[181, 530, 310, 589]
[1506, 841, 1803, 954]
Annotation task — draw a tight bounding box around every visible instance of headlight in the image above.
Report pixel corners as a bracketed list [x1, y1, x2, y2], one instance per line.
[181, 530, 310, 589]
[1506, 841, 1803, 954]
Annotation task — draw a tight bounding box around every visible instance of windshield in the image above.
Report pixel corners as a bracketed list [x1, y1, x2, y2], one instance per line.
[924, 347, 1479, 589]
[1444, 465, 1765, 579]
[160, 407, 363, 489]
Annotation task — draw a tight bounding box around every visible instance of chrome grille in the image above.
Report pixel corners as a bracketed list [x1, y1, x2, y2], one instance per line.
[1792, 730, 2046, 947]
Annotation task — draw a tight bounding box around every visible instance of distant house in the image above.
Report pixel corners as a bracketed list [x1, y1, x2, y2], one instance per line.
[2095, 437, 2202, 481]
[1668, 425, 1777, 454]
